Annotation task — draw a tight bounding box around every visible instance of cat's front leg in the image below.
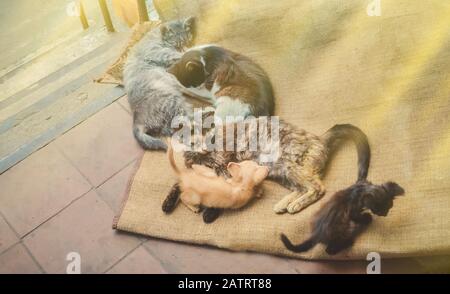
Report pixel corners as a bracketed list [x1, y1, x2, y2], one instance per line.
[352, 212, 372, 225]
[202, 208, 222, 223]
[162, 183, 181, 213]
[285, 176, 325, 214]
[180, 86, 214, 105]
[325, 239, 354, 255]
[286, 187, 325, 214]
[273, 191, 301, 213]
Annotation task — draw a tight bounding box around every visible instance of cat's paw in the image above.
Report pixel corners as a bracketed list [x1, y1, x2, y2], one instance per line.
[286, 201, 305, 214]
[359, 213, 373, 225]
[161, 198, 177, 213]
[202, 208, 222, 223]
[325, 246, 340, 255]
[274, 191, 300, 214]
[162, 184, 181, 213]
[287, 202, 303, 214]
[325, 240, 353, 255]
[273, 202, 288, 214]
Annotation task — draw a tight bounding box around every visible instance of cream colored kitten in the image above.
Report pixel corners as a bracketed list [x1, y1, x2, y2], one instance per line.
[167, 141, 268, 211]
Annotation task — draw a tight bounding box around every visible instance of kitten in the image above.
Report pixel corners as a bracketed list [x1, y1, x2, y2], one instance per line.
[124, 17, 209, 150]
[167, 45, 275, 120]
[167, 140, 269, 210]
[163, 117, 371, 223]
[281, 181, 405, 255]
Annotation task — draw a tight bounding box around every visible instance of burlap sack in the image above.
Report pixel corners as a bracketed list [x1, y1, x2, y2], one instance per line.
[114, 0, 450, 260]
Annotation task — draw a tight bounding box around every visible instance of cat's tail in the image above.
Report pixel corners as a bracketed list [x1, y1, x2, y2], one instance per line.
[133, 124, 168, 150]
[167, 139, 180, 175]
[322, 124, 370, 182]
[280, 234, 317, 253]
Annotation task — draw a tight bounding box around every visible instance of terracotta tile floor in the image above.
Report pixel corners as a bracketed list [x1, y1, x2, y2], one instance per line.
[0, 99, 430, 274]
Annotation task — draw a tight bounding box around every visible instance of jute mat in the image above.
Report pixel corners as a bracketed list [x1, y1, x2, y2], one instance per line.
[113, 0, 450, 260]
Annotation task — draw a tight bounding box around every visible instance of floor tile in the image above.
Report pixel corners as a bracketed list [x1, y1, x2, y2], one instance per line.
[97, 160, 138, 214]
[289, 257, 426, 274]
[55, 102, 143, 187]
[289, 259, 366, 274]
[376, 258, 425, 274]
[106, 245, 167, 274]
[0, 243, 42, 274]
[24, 190, 141, 273]
[0, 144, 92, 236]
[117, 96, 131, 114]
[0, 215, 19, 254]
[144, 239, 297, 274]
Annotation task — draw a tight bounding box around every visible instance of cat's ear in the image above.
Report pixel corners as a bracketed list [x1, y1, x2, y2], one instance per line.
[227, 162, 242, 181]
[185, 60, 205, 86]
[253, 166, 269, 184]
[183, 16, 196, 32]
[382, 182, 405, 198]
[186, 60, 203, 72]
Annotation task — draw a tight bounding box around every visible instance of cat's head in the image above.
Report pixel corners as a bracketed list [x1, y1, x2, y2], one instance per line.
[362, 181, 405, 216]
[160, 17, 196, 50]
[168, 49, 206, 87]
[227, 161, 269, 185]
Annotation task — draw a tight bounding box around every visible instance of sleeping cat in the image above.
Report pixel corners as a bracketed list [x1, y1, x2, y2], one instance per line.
[167, 139, 268, 211]
[167, 45, 275, 120]
[163, 116, 372, 223]
[124, 17, 210, 150]
[281, 181, 405, 255]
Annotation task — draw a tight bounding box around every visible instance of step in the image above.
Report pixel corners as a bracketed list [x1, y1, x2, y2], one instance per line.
[0, 32, 131, 174]
[0, 83, 125, 174]
[0, 28, 116, 101]
[0, 34, 128, 132]
[0, 31, 125, 110]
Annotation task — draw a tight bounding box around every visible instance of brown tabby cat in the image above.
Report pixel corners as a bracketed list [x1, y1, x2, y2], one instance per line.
[281, 180, 405, 255]
[162, 116, 371, 223]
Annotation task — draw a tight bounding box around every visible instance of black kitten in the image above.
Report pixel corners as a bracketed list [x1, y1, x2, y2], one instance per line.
[281, 181, 405, 255]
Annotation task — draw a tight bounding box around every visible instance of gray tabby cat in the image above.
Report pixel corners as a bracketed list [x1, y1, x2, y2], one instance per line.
[124, 17, 201, 150]
[163, 118, 371, 224]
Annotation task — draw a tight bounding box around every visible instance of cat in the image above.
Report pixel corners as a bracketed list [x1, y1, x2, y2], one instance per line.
[167, 45, 275, 120]
[163, 116, 371, 223]
[167, 139, 269, 211]
[123, 17, 210, 150]
[280, 181, 405, 255]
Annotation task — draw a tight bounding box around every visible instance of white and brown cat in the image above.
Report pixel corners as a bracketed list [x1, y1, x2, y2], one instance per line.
[167, 45, 275, 120]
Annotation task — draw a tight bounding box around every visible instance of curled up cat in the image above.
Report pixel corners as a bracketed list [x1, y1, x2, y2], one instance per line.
[167, 45, 275, 120]
[123, 17, 211, 150]
[280, 181, 405, 255]
[167, 139, 269, 211]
